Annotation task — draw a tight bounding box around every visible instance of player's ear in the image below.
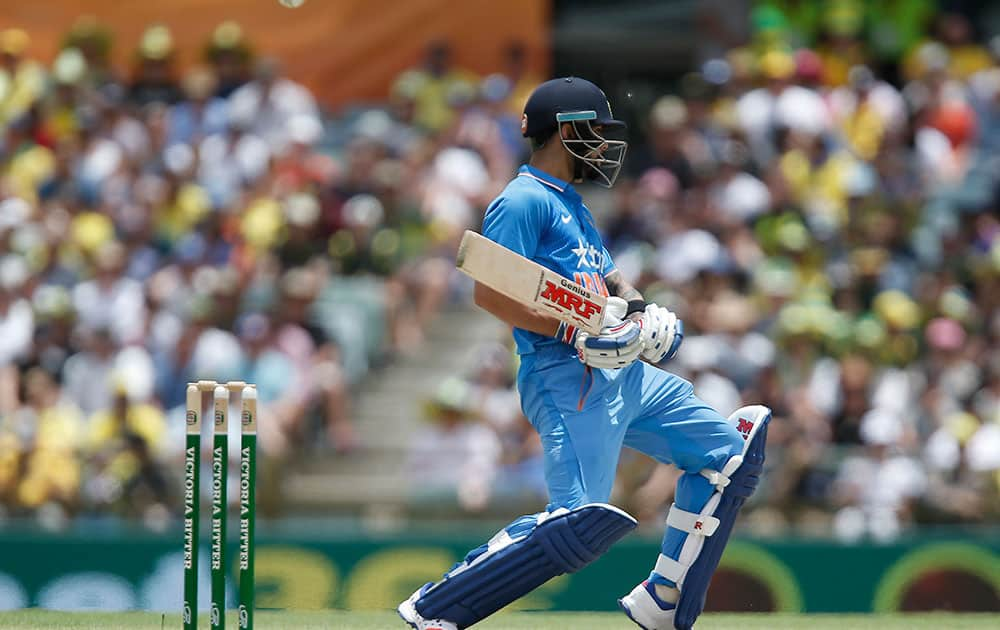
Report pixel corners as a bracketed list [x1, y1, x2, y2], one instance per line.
[559, 122, 576, 140]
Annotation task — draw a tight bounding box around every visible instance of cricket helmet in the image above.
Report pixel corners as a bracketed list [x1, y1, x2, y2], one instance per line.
[521, 76, 628, 187]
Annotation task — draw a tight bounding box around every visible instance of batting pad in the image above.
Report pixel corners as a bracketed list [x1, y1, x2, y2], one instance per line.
[416, 503, 637, 628]
[673, 406, 770, 630]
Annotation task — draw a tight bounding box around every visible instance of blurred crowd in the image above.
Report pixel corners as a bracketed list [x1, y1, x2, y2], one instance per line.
[1, 3, 998, 541]
[406, 2, 1000, 541]
[606, 2, 1000, 540]
[0, 18, 525, 527]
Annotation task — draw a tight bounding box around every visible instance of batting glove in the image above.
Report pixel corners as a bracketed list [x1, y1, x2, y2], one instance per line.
[574, 318, 644, 369]
[639, 303, 684, 364]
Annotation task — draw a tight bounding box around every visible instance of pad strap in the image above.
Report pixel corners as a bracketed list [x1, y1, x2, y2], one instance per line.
[700, 454, 743, 491]
[666, 504, 720, 536]
[654, 553, 686, 583]
[700, 469, 729, 490]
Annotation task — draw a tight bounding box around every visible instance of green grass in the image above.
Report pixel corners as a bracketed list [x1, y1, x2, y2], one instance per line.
[0, 611, 996, 630]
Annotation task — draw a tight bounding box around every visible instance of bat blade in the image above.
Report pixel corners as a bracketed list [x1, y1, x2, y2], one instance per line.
[456, 230, 606, 334]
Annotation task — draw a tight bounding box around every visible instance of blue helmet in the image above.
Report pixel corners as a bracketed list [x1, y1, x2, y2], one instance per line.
[521, 77, 628, 187]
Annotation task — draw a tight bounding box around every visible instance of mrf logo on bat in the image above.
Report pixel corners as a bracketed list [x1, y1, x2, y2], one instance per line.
[538, 278, 602, 321]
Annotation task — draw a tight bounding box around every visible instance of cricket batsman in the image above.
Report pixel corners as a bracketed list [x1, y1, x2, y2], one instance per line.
[398, 77, 770, 630]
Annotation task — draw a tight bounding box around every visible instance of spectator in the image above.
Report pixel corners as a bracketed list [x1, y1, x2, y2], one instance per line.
[466, 343, 545, 503]
[829, 65, 907, 161]
[128, 24, 182, 107]
[62, 327, 154, 416]
[204, 21, 253, 99]
[166, 67, 228, 147]
[832, 408, 926, 542]
[197, 116, 270, 210]
[407, 377, 501, 512]
[501, 40, 543, 117]
[84, 383, 170, 521]
[71, 242, 146, 345]
[0, 29, 46, 126]
[271, 267, 357, 452]
[8, 366, 85, 524]
[236, 313, 298, 454]
[61, 16, 117, 90]
[814, 0, 868, 87]
[392, 40, 478, 134]
[934, 12, 993, 80]
[228, 57, 321, 157]
[629, 95, 697, 186]
[0, 258, 34, 367]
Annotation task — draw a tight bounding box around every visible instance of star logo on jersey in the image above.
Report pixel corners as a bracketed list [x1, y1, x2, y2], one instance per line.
[571, 238, 603, 269]
[572, 238, 591, 268]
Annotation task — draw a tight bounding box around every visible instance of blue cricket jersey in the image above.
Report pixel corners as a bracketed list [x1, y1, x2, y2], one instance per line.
[481, 164, 615, 355]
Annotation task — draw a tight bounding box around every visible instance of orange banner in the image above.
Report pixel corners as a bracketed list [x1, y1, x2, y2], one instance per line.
[0, 0, 549, 109]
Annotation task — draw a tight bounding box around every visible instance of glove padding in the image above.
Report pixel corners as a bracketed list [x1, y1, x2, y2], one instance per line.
[639, 303, 684, 364]
[575, 317, 644, 369]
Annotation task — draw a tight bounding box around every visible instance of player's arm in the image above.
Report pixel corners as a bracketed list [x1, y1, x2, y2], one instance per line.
[476, 193, 571, 339]
[473, 282, 561, 337]
[604, 269, 645, 313]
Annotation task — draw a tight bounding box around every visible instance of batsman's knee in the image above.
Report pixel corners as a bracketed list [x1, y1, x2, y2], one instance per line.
[697, 405, 769, 497]
[672, 412, 746, 478]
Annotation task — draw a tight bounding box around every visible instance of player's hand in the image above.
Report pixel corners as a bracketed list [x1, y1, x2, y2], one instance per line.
[574, 318, 644, 369]
[639, 303, 684, 364]
[555, 297, 627, 347]
[600, 296, 628, 328]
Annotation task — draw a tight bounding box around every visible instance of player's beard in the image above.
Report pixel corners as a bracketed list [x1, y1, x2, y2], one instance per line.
[572, 152, 586, 184]
[561, 120, 627, 187]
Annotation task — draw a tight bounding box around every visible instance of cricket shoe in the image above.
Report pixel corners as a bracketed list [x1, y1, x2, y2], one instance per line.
[619, 580, 677, 630]
[397, 583, 458, 630]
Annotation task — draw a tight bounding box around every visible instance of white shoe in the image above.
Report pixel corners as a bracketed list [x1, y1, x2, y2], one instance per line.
[397, 583, 458, 630]
[618, 581, 677, 630]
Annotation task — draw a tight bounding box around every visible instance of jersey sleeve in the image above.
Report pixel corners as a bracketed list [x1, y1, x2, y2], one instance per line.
[481, 189, 549, 259]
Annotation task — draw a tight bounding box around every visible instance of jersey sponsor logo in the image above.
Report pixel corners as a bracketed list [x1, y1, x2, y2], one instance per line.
[737, 418, 754, 439]
[561, 213, 572, 224]
[571, 237, 603, 270]
[539, 278, 602, 320]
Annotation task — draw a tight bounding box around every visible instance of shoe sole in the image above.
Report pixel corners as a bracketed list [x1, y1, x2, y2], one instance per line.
[397, 604, 417, 629]
[618, 597, 652, 630]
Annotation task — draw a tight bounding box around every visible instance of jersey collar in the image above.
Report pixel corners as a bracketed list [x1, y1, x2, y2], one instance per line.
[517, 165, 581, 204]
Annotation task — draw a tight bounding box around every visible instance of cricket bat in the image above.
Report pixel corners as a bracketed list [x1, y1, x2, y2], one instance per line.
[456, 230, 607, 334]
